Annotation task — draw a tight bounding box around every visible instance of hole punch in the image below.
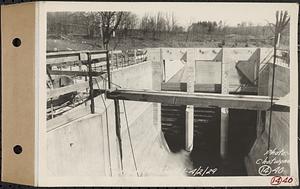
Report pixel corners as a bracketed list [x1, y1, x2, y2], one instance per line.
[13, 145, 22, 154]
[12, 38, 21, 47]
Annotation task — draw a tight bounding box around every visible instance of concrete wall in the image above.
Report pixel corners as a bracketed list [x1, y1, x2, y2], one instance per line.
[162, 48, 273, 88]
[245, 63, 290, 176]
[110, 61, 153, 89]
[47, 56, 188, 176]
[47, 114, 109, 176]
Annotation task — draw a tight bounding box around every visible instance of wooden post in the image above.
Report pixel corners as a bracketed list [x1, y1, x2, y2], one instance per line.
[116, 53, 118, 69]
[255, 48, 261, 86]
[87, 53, 95, 114]
[162, 60, 166, 82]
[185, 49, 195, 152]
[106, 51, 111, 89]
[114, 99, 123, 173]
[110, 50, 114, 69]
[134, 49, 137, 64]
[123, 54, 125, 67]
[220, 48, 229, 159]
[50, 100, 54, 119]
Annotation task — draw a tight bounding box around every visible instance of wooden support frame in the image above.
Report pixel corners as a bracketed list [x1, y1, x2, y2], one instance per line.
[47, 73, 107, 99]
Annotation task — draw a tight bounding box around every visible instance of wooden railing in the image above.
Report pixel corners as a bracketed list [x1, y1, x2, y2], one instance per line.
[46, 49, 147, 121]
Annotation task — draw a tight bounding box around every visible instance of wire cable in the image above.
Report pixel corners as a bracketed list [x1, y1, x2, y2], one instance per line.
[122, 100, 140, 176]
[95, 76, 139, 176]
[267, 50, 276, 161]
[94, 78, 113, 176]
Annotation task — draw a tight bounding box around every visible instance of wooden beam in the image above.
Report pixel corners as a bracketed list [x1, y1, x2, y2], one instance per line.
[102, 89, 288, 111]
[47, 77, 103, 98]
[88, 54, 95, 114]
[48, 70, 105, 77]
[46, 50, 110, 66]
[47, 82, 89, 99]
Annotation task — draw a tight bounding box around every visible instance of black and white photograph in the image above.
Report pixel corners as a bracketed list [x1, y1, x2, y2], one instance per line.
[43, 2, 298, 186]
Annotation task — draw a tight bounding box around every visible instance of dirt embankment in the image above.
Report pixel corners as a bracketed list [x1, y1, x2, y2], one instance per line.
[47, 33, 283, 52]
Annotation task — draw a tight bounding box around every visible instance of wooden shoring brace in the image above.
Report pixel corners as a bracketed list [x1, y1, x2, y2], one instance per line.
[185, 49, 195, 152]
[114, 99, 124, 174]
[220, 48, 229, 160]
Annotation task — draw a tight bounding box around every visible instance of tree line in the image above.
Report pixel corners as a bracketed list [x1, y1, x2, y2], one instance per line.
[47, 11, 288, 49]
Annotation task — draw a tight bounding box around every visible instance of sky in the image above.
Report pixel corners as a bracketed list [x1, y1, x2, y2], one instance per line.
[130, 3, 289, 28]
[47, 2, 294, 28]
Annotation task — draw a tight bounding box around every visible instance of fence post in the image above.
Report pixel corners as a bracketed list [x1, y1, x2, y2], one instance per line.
[134, 49, 137, 64]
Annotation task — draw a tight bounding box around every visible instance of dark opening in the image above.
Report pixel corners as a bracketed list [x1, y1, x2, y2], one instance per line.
[161, 106, 258, 176]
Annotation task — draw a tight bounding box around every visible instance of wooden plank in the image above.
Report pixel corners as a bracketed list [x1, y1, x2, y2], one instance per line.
[47, 55, 80, 65]
[103, 89, 287, 111]
[49, 70, 105, 77]
[47, 50, 107, 56]
[47, 77, 103, 98]
[161, 82, 187, 91]
[47, 50, 109, 65]
[47, 82, 89, 99]
[91, 53, 106, 60]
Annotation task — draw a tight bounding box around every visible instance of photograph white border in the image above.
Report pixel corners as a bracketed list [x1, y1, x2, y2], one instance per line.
[37, 1, 299, 187]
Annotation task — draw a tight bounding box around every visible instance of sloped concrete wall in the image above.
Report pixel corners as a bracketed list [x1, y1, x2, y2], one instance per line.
[47, 114, 109, 176]
[245, 63, 290, 176]
[47, 58, 188, 176]
[47, 61, 153, 176]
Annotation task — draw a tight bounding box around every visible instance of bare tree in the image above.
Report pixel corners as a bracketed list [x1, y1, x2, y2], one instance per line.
[118, 12, 138, 39]
[171, 13, 178, 32]
[99, 11, 124, 49]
